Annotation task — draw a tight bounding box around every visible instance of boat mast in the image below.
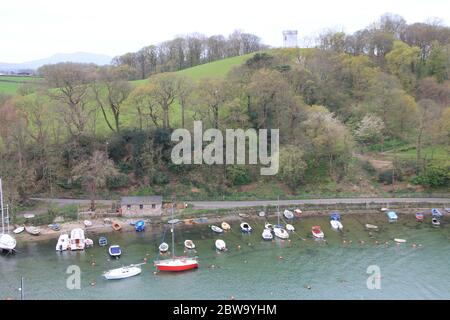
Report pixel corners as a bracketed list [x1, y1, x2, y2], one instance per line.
[0, 178, 4, 234]
[6, 204, 10, 234]
[171, 205, 175, 258]
[277, 195, 280, 226]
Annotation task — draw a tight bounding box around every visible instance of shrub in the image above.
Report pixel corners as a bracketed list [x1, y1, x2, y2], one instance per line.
[378, 169, 402, 184]
[226, 165, 252, 186]
[411, 165, 450, 188]
[107, 174, 130, 189]
[152, 171, 169, 185]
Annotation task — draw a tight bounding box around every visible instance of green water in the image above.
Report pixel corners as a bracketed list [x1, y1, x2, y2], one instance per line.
[1, 213, 449, 300]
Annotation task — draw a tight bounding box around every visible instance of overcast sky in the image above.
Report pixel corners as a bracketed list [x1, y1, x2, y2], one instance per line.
[1, 0, 449, 63]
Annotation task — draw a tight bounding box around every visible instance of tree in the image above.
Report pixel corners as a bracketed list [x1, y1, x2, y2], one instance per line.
[127, 85, 162, 129]
[71, 151, 118, 210]
[415, 99, 441, 166]
[177, 75, 194, 128]
[354, 114, 385, 145]
[278, 145, 307, 190]
[386, 41, 420, 91]
[92, 66, 132, 133]
[195, 78, 229, 128]
[39, 63, 96, 137]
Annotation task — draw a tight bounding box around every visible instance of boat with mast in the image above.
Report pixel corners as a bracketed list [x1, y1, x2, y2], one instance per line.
[0, 178, 17, 253]
[273, 196, 289, 239]
[154, 206, 198, 272]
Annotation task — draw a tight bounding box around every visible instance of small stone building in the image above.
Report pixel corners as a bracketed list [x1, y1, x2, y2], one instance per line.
[120, 196, 162, 217]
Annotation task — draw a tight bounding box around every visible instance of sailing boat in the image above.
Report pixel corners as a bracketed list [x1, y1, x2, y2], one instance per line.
[154, 206, 198, 272]
[0, 178, 17, 252]
[273, 196, 289, 239]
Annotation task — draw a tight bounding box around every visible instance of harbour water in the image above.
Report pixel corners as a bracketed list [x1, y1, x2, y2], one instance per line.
[0, 213, 449, 299]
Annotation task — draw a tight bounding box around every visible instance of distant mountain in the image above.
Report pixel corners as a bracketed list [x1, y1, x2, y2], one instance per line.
[0, 52, 113, 72]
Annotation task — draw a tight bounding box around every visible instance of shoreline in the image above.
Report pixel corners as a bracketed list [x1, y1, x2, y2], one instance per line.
[9, 206, 448, 244]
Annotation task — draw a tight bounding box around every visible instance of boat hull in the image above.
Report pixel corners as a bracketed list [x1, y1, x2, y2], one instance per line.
[155, 258, 199, 272]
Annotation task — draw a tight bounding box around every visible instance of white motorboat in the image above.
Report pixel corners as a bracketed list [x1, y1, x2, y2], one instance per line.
[25, 226, 41, 236]
[109, 245, 122, 258]
[215, 239, 227, 251]
[258, 211, 266, 217]
[330, 220, 343, 230]
[286, 224, 295, 231]
[273, 227, 289, 239]
[365, 224, 378, 230]
[85, 238, 94, 247]
[262, 228, 273, 240]
[211, 225, 223, 233]
[283, 210, 294, 219]
[240, 222, 252, 233]
[104, 264, 142, 280]
[83, 220, 92, 227]
[394, 238, 406, 243]
[13, 226, 25, 234]
[55, 234, 70, 251]
[159, 242, 169, 253]
[69, 228, 85, 250]
[184, 239, 196, 250]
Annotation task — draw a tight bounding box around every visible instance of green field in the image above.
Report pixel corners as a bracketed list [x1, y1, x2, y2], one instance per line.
[0, 75, 42, 94]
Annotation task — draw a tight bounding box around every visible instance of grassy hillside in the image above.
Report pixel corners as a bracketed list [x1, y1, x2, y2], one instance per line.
[0, 75, 42, 94]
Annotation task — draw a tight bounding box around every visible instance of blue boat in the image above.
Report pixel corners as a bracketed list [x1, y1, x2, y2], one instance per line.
[109, 245, 121, 258]
[387, 211, 398, 221]
[330, 212, 341, 221]
[98, 236, 108, 247]
[135, 220, 145, 232]
[431, 208, 443, 218]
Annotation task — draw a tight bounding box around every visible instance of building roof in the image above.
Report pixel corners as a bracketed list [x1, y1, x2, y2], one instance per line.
[121, 196, 162, 205]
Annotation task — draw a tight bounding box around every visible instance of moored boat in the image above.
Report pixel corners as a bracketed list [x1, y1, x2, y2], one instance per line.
[312, 226, 324, 239]
[432, 217, 440, 227]
[83, 220, 92, 227]
[294, 209, 302, 217]
[159, 242, 169, 253]
[238, 213, 249, 218]
[330, 220, 343, 230]
[168, 218, 181, 225]
[112, 221, 122, 231]
[55, 233, 69, 251]
[184, 239, 196, 250]
[98, 236, 108, 246]
[109, 245, 122, 258]
[13, 226, 24, 234]
[85, 238, 94, 247]
[262, 228, 273, 240]
[135, 220, 145, 232]
[240, 222, 252, 233]
[48, 223, 60, 231]
[330, 212, 341, 221]
[431, 208, 443, 218]
[365, 224, 378, 230]
[258, 211, 266, 217]
[283, 210, 294, 220]
[215, 239, 227, 251]
[221, 222, 231, 230]
[104, 264, 142, 280]
[273, 227, 289, 239]
[415, 213, 424, 222]
[69, 228, 85, 250]
[25, 226, 41, 236]
[285, 223, 295, 231]
[394, 238, 406, 243]
[211, 225, 223, 233]
[387, 211, 398, 222]
[265, 222, 273, 230]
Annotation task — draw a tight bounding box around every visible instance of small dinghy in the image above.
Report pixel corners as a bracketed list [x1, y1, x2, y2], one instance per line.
[431, 208, 443, 218]
[104, 264, 142, 280]
[55, 234, 69, 251]
[48, 223, 60, 231]
[135, 220, 145, 232]
[330, 212, 341, 221]
[168, 218, 181, 224]
[432, 217, 441, 227]
[415, 213, 424, 222]
[193, 217, 208, 224]
[365, 224, 378, 230]
[273, 227, 289, 239]
[240, 222, 252, 233]
[330, 220, 343, 230]
[262, 228, 273, 240]
[83, 220, 92, 227]
[221, 222, 231, 231]
[159, 242, 169, 253]
[283, 210, 294, 220]
[25, 226, 40, 236]
[294, 209, 302, 217]
[109, 245, 122, 258]
[445, 208, 450, 213]
[394, 238, 406, 243]
[285, 224, 295, 232]
[211, 225, 223, 233]
[215, 239, 227, 251]
[387, 211, 398, 222]
[258, 211, 266, 217]
[265, 222, 274, 230]
[13, 226, 24, 234]
[238, 213, 249, 218]
[23, 213, 35, 219]
[85, 238, 94, 247]
[98, 236, 108, 247]
[112, 221, 122, 231]
[184, 240, 196, 250]
[312, 226, 324, 239]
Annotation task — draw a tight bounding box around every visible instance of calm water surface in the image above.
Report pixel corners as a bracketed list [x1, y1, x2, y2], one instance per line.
[1, 213, 449, 299]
